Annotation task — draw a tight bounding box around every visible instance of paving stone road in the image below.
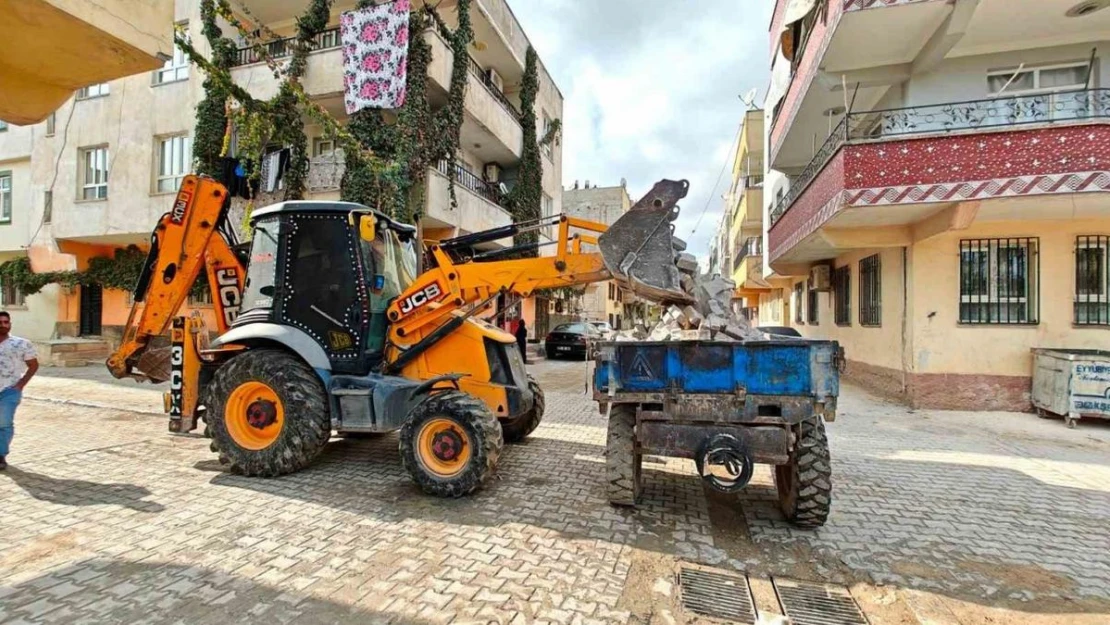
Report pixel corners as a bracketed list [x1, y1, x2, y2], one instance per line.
[1, 360, 1108, 624]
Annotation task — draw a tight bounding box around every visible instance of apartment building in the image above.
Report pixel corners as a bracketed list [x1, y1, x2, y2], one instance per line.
[761, 0, 1110, 411]
[0, 0, 563, 356]
[562, 181, 635, 329]
[725, 108, 768, 322]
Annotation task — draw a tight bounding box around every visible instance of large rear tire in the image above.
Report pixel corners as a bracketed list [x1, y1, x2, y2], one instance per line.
[500, 375, 544, 443]
[775, 417, 832, 528]
[400, 391, 503, 497]
[606, 404, 642, 506]
[206, 349, 331, 477]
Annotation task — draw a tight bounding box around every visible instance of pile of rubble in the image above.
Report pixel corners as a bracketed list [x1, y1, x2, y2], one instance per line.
[615, 264, 764, 342]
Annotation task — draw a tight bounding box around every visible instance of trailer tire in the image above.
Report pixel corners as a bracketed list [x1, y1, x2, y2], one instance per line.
[606, 404, 642, 506]
[400, 390, 503, 498]
[775, 417, 832, 528]
[500, 375, 544, 443]
[207, 349, 331, 477]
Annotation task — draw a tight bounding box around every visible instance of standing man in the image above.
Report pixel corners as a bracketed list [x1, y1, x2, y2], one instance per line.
[0, 311, 38, 470]
[515, 317, 529, 365]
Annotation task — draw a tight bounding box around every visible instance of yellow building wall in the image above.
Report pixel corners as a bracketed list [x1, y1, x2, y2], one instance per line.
[910, 218, 1110, 378]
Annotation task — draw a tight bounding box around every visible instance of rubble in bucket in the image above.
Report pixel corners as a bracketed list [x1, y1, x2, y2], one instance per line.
[615, 271, 764, 342]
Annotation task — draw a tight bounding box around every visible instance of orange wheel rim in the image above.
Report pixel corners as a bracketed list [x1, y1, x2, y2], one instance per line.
[225, 381, 284, 451]
[416, 418, 472, 478]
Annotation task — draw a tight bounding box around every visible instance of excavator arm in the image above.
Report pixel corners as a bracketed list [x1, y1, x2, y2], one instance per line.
[106, 175, 245, 382]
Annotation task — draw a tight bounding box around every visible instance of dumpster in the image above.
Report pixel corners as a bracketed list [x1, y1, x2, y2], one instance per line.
[1031, 348, 1110, 428]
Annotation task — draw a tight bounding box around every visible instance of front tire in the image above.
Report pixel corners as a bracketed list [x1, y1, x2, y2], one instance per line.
[400, 391, 503, 497]
[207, 349, 331, 477]
[500, 375, 544, 443]
[775, 417, 832, 528]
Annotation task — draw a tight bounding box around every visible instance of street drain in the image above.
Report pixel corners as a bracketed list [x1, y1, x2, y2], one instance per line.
[678, 567, 756, 623]
[772, 578, 868, 625]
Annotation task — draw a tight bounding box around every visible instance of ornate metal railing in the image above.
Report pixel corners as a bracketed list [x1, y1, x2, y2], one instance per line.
[231, 27, 342, 67]
[436, 160, 507, 208]
[467, 55, 522, 118]
[732, 236, 763, 271]
[769, 89, 1110, 228]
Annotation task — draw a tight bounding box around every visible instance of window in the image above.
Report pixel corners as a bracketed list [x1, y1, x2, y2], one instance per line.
[988, 62, 1089, 96]
[0, 281, 24, 307]
[860, 254, 881, 327]
[959, 238, 1039, 325]
[833, 265, 850, 326]
[313, 137, 336, 157]
[43, 191, 52, 224]
[807, 276, 818, 325]
[77, 83, 110, 99]
[188, 286, 214, 307]
[260, 147, 286, 193]
[1076, 235, 1110, 326]
[542, 193, 553, 218]
[0, 121, 7, 132]
[794, 282, 804, 324]
[79, 146, 109, 200]
[155, 24, 190, 84]
[541, 112, 554, 159]
[0, 173, 10, 224]
[46, 113, 55, 137]
[156, 135, 191, 193]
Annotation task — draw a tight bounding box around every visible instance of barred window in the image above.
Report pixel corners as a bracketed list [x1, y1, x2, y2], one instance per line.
[794, 282, 804, 324]
[959, 238, 1039, 325]
[833, 265, 850, 326]
[1076, 235, 1109, 326]
[860, 254, 881, 327]
[807, 276, 818, 325]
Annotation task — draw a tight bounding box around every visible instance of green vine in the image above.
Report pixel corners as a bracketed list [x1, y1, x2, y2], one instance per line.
[0, 247, 208, 300]
[193, 0, 237, 177]
[507, 47, 544, 254]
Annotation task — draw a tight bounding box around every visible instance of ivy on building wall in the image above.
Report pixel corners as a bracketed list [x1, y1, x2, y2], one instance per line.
[193, 0, 238, 178]
[507, 46, 561, 255]
[0, 247, 208, 299]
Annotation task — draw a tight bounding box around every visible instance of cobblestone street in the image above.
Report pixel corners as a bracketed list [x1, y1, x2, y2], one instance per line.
[1, 359, 1108, 624]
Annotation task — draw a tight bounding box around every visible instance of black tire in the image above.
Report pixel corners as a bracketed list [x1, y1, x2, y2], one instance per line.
[500, 375, 544, 443]
[400, 391, 503, 498]
[206, 349, 331, 477]
[606, 404, 642, 506]
[775, 417, 832, 528]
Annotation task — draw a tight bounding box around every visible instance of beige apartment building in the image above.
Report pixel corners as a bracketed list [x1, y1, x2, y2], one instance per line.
[562, 181, 636, 329]
[0, 0, 563, 359]
[758, 0, 1110, 411]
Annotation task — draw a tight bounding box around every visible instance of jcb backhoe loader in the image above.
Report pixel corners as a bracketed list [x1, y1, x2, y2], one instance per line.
[106, 174, 690, 496]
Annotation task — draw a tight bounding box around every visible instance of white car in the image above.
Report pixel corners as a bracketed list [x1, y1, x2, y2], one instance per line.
[589, 321, 615, 339]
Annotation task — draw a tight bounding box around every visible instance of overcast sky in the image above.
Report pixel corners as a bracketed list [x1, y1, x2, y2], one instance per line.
[510, 0, 773, 260]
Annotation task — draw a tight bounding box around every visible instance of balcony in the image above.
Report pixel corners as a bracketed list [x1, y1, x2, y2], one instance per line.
[767, 89, 1110, 266]
[230, 28, 341, 68]
[424, 161, 512, 246]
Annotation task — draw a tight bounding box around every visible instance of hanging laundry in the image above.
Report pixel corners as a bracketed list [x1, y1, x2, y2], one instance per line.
[340, 0, 410, 114]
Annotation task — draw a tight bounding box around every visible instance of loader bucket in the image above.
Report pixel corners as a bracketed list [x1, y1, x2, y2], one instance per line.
[598, 179, 695, 305]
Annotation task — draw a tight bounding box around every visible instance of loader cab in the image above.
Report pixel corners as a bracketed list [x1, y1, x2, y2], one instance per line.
[236, 201, 417, 374]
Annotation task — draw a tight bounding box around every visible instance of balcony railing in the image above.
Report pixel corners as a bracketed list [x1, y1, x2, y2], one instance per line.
[745, 173, 765, 189]
[231, 27, 341, 67]
[732, 236, 763, 271]
[436, 159, 508, 208]
[770, 88, 1110, 227]
[467, 55, 521, 118]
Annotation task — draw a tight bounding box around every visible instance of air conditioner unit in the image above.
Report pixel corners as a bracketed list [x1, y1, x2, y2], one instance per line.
[810, 265, 831, 291]
[486, 68, 504, 93]
[484, 162, 502, 182]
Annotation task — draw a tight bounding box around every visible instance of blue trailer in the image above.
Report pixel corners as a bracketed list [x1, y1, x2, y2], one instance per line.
[592, 338, 841, 528]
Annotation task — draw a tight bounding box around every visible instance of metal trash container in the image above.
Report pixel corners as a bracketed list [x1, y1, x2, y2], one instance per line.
[1031, 348, 1110, 428]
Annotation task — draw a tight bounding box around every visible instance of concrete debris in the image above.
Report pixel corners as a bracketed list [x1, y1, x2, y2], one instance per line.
[676, 252, 699, 274]
[681, 306, 703, 329]
[680, 274, 696, 294]
[626, 271, 765, 343]
[671, 236, 688, 252]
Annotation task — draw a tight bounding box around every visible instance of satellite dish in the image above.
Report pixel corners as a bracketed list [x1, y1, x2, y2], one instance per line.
[740, 88, 759, 110]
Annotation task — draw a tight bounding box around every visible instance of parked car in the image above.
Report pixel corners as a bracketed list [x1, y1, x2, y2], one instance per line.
[545, 322, 602, 359]
[589, 321, 615, 339]
[759, 325, 802, 338]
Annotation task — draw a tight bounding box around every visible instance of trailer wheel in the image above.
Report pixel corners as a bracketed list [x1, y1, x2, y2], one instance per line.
[207, 349, 331, 477]
[500, 375, 544, 443]
[606, 404, 642, 506]
[775, 417, 832, 528]
[400, 390, 503, 497]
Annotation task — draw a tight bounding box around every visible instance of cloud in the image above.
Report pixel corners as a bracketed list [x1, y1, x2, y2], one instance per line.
[510, 0, 773, 256]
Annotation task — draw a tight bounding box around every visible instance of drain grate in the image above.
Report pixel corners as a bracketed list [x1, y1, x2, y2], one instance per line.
[773, 578, 868, 625]
[678, 567, 756, 623]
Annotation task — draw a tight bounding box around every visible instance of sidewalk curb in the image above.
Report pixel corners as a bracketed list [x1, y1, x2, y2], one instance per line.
[23, 393, 164, 416]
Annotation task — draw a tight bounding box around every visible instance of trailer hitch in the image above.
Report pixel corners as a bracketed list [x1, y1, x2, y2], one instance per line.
[694, 433, 754, 493]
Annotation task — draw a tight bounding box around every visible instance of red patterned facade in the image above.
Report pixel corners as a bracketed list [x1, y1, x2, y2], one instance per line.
[768, 124, 1110, 261]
